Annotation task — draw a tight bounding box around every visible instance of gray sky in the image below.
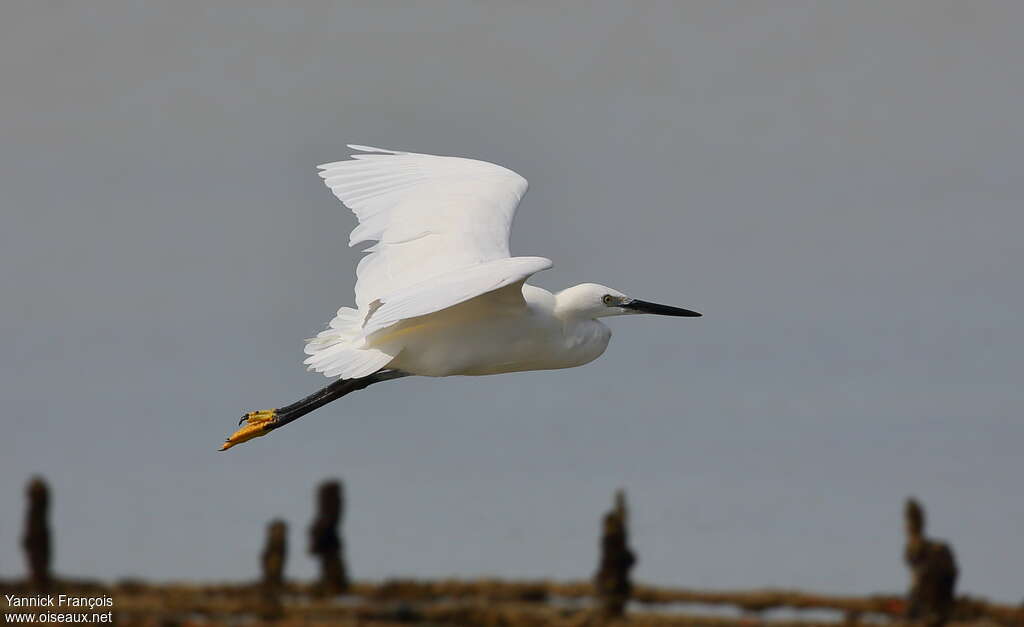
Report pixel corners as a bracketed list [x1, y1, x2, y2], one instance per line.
[2, 0, 1022, 602]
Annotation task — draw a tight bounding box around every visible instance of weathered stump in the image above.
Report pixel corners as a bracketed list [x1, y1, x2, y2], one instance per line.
[259, 518, 288, 619]
[21, 476, 51, 590]
[904, 497, 958, 627]
[261, 518, 288, 589]
[309, 479, 349, 595]
[594, 489, 636, 619]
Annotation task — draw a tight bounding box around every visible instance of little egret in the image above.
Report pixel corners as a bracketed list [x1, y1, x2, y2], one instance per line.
[221, 145, 701, 450]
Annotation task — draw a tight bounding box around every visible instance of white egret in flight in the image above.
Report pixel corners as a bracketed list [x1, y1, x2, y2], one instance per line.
[221, 146, 700, 450]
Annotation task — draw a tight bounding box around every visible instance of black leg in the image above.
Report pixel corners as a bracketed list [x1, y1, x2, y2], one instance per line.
[220, 370, 410, 450]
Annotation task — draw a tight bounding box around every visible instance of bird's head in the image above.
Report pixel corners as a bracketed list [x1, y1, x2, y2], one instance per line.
[555, 283, 701, 320]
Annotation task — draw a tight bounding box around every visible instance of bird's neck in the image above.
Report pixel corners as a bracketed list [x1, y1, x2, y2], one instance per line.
[553, 289, 597, 322]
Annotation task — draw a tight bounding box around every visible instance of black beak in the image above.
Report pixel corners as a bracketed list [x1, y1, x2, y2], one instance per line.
[621, 299, 702, 317]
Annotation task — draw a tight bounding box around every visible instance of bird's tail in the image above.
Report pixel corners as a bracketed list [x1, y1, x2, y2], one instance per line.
[303, 306, 395, 379]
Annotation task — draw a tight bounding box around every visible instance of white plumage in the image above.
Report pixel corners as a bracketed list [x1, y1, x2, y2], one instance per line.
[319, 145, 539, 308]
[301, 145, 698, 380]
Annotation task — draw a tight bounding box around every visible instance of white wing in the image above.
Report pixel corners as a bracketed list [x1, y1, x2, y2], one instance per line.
[316, 145, 551, 338]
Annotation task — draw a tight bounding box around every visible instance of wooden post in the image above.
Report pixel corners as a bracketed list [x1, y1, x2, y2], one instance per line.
[904, 497, 958, 627]
[309, 479, 349, 595]
[258, 518, 288, 620]
[594, 489, 636, 619]
[21, 476, 51, 590]
[261, 518, 288, 590]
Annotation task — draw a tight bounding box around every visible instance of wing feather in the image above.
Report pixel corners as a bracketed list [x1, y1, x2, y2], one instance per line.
[315, 145, 551, 340]
[361, 256, 552, 337]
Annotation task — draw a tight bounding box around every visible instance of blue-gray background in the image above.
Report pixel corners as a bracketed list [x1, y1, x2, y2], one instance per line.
[2, 1, 1021, 601]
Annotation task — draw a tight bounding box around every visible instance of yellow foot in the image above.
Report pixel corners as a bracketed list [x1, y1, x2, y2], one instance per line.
[220, 409, 278, 451]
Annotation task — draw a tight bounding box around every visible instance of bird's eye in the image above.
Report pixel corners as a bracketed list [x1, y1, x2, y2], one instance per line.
[602, 294, 615, 305]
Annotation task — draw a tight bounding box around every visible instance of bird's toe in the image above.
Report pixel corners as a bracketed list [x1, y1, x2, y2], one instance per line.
[238, 408, 277, 426]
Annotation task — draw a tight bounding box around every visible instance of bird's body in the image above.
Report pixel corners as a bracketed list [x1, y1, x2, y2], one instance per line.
[221, 145, 699, 450]
[382, 284, 611, 377]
